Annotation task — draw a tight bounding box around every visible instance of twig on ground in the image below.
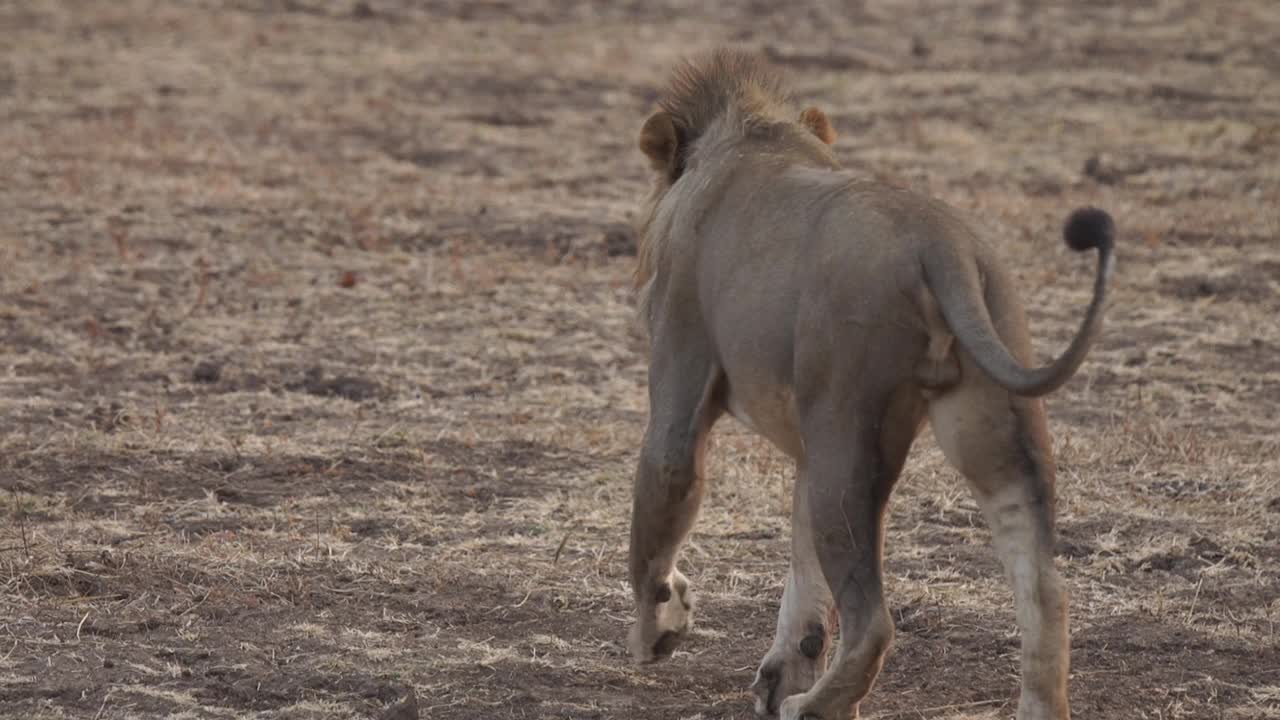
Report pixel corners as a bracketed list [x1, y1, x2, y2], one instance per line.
[75, 610, 90, 642]
[869, 697, 1007, 718]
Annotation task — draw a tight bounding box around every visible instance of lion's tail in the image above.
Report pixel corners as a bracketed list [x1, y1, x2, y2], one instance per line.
[923, 207, 1116, 397]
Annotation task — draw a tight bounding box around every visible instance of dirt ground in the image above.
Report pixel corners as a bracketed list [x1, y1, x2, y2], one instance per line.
[1, 1, 1278, 718]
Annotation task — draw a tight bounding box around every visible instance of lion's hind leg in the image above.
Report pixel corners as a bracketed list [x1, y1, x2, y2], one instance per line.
[776, 387, 922, 720]
[929, 381, 1070, 720]
[752, 467, 834, 717]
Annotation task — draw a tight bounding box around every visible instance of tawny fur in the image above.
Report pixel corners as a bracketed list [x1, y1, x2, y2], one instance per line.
[625, 47, 1114, 720]
[635, 49, 839, 322]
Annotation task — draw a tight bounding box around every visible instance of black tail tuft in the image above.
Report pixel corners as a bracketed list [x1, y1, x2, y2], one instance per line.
[1063, 207, 1115, 253]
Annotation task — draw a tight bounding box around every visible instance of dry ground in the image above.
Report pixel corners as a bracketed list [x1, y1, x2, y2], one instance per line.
[2, 1, 1279, 718]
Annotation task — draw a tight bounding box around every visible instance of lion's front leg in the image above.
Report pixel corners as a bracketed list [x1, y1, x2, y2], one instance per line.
[753, 469, 835, 717]
[628, 439, 701, 664]
[627, 344, 723, 663]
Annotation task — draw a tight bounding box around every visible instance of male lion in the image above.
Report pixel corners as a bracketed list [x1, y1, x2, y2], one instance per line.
[626, 49, 1114, 720]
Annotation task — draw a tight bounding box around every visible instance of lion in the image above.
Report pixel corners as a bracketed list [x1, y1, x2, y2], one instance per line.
[625, 49, 1114, 720]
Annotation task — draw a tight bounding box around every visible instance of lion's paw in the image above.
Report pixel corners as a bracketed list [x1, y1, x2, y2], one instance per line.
[778, 693, 821, 720]
[628, 570, 693, 663]
[752, 636, 825, 717]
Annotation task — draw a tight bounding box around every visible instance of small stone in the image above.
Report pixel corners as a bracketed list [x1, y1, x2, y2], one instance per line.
[603, 224, 637, 257]
[192, 361, 222, 384]
[381, 690, 418, 720]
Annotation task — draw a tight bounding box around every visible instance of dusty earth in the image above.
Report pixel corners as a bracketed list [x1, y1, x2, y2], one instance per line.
[2, 1, 1278, 719]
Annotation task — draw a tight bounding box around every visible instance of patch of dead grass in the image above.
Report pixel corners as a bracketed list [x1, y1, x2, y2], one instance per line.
[2, 1, 1278, 718]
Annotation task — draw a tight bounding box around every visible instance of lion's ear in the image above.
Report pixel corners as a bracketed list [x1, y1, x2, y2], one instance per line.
[800, 106, 836, 145]
[639, 111, 683, 177]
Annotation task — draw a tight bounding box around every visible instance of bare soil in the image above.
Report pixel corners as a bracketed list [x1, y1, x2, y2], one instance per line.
[2, 2, 1278, 719]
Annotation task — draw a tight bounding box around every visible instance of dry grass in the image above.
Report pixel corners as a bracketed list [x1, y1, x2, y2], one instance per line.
[1, 1, 1278, 719]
